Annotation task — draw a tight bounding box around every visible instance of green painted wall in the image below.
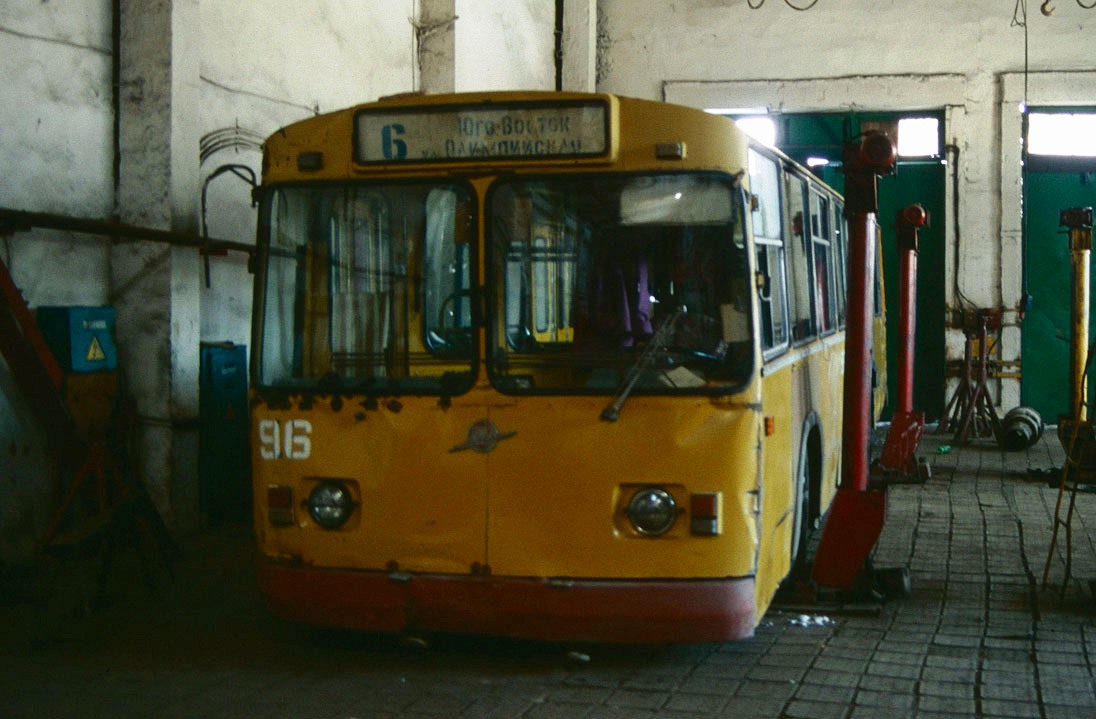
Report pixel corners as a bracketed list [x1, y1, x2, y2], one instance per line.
[778, 112, 947, 419]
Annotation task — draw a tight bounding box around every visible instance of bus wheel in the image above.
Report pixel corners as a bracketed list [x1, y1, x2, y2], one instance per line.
[788, 428, 822, 583]
[790, 448, 811, 570]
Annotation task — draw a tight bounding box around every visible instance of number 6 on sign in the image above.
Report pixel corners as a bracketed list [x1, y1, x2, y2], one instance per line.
[382, 124, 407, 160]
[258, 419, 312, 460]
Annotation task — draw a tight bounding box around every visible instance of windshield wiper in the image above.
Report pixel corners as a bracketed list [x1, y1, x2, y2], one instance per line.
[600, 306, 686, 422]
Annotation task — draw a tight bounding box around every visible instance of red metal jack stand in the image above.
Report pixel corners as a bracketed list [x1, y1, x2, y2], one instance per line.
[938, 309, 1003, 444]
[873, 205, 931, 483]
[0, 251, 178, 606]
[811, 131, 896, 589]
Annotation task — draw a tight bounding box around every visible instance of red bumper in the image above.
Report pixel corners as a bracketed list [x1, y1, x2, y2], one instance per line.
[257, 560, 756, 643]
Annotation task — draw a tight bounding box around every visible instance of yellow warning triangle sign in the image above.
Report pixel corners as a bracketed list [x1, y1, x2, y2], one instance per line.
[86, 336, 106, 362]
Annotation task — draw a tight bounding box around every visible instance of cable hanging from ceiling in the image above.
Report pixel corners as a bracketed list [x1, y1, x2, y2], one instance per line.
[1031, 0, 1096, 14]
[747, 0, 820, 10]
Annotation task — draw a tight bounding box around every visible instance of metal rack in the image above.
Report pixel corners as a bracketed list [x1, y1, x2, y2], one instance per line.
[939, 310, 1002, 444]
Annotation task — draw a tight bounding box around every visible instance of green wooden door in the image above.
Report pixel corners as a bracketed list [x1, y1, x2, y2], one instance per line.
[1022, 154, 1096, 420]
[777, 112, 947, 420]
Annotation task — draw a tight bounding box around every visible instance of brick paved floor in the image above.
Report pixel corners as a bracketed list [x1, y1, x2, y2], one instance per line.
[1, 428, 1095, 718]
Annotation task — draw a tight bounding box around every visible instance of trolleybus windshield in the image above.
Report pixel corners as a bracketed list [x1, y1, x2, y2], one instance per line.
[256, 180, 476, 395]
[487, 172, 753, 394]
[256, 172, 752, 398]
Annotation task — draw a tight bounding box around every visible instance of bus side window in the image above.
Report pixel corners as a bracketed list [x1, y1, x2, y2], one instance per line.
[809, 191, 837, 334]
[833, 200, 848, 328]
[874, 229, 885, 318]
[747, 148, 789, 352]
[784, 173, 814, 342]
[755, 242, 789, 350]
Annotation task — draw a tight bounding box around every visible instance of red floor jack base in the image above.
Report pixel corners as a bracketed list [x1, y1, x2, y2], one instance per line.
[874, 410, 932, 484]
[811, 488, 887, 589]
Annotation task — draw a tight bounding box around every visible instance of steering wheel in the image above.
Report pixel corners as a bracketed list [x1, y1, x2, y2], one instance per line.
[665, 313, 724, 362]
[432, 289, 474, 354]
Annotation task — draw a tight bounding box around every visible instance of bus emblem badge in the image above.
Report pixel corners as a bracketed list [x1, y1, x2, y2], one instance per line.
[449, 419, 516, 454]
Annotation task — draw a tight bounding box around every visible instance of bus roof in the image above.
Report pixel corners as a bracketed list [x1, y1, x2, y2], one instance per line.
[260, 90, 841, 200]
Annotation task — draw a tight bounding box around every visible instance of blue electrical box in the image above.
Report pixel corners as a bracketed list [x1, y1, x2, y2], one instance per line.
[36, 306, 118, 374]
[200, 342, 250, 524]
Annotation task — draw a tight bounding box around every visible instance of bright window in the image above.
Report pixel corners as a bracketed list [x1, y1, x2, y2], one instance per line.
[735, 117, 777, 148]
[1028, 113, 1096, 156]
[897, 117, 940, 157]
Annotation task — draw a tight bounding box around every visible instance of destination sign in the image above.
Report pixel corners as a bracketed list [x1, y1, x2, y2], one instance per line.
[354, 100, 609, 164]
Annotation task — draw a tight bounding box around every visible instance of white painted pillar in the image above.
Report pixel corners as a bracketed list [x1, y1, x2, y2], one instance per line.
[114, 0, 201, 529]
[561, 0, 597, 92]
[416, 0, 457, 94]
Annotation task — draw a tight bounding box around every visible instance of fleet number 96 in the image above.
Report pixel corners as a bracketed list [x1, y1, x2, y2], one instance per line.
[258, 419, 312, 460]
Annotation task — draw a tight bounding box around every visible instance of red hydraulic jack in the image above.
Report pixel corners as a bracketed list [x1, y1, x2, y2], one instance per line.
[811, 131, 896, 591]
[872, 204, 932, 483]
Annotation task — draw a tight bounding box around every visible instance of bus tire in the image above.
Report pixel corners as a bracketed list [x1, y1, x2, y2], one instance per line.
[790, 423, 823, 575]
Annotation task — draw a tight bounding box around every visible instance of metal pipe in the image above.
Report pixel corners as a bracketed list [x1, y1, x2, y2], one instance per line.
[554, 0, 564, 91]
[1071, 245, 1088, 420]
[894, 204, 927, 416]
[1064, 207, 1094, 421]
[0, 207, 253, 255]
[111, 0, 121, 217]
[842, 210, 876, 492]
[838, 131, 897, 493]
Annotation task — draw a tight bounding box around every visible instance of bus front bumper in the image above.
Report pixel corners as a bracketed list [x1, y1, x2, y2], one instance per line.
[256, 559, 756, 643]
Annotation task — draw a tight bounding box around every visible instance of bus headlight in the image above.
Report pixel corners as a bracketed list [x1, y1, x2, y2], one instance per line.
[626, 488, 678, 536]
[308, 481, 355, 529]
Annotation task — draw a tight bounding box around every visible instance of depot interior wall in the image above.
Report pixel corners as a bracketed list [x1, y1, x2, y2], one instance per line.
[0, 0, 560, 562]
[196, 1, 416, 348]
[598, 0, 1096, 410]
[454, 0, 555, 92]
[0, 3, 113, 305]
[0, 1, 114, 564]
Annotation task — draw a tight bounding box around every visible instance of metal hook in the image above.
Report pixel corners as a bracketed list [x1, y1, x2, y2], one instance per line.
[1040, 0, 1055, 16]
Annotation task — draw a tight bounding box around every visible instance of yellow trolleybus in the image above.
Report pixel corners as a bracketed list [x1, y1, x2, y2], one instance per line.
[250, 91, 872, 642]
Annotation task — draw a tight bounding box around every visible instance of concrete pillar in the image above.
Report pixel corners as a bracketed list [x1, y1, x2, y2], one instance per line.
[114, 0, 201, 530]
[561, 0, 597, 92]
[416, 0, 457, 94]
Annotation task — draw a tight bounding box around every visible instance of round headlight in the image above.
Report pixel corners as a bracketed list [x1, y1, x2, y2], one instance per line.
[626, 488, 678, 536]
[308, 481, 354, 529]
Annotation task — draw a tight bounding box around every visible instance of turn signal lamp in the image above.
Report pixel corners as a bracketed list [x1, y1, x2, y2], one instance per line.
[690, 492, 722, 536]
[267, 485, 294, 527]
